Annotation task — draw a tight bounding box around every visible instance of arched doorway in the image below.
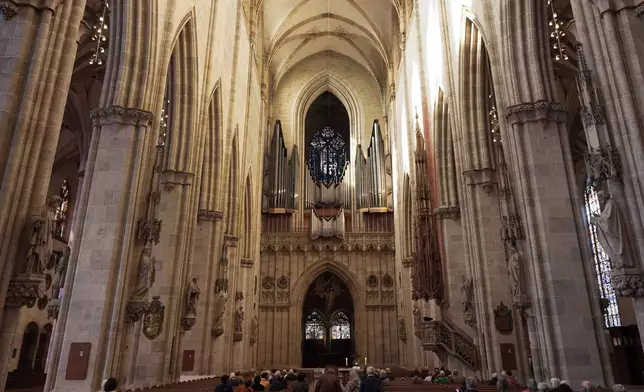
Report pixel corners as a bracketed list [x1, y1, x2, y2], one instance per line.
[302, 272, 354, 368]
[17, 322, 39, 371]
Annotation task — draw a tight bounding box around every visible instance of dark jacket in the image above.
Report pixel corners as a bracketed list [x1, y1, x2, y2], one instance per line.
[216, 382, 234, 392]
[488, 378, 498, 386]
[292, 381, 309, 392]
[230, 379, 241, 387]
[360, 375, 384, 392]
[315, 373, 342, 392]
[269, 380, 287, 391]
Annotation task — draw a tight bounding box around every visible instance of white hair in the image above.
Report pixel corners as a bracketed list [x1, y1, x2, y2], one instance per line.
[274, 371, 281, 377]
[367, 366, 376, 375]
[581, 381, 594, 392]
[612, 385, 625, 392]
[550, 378, 561, 388]
[288, 369, 294, 374]
[466, 377, 477, 389]
[501, 371, 507, 377]
[492, 373, 498, 378]
[537, 382, 549, 392]
[380, 370, 387, 377]
[439, 371, 445, 376]
[230, 373, 236, 378]
[561, 381, 569, 385]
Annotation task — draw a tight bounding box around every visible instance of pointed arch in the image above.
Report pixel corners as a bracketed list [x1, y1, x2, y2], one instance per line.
[241, 172, 254, 258]
[288, 258, 365, 366]
[199, 80, 224, 211]
[458, 17, 496, 173]
[402, 174, 413, 258]
[434, 88, 458, 207]
[163, 10, 200, 173]
[225, 131, 240, 234]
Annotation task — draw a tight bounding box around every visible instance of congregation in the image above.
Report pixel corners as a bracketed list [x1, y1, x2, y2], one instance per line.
[191, 368, 628, 392]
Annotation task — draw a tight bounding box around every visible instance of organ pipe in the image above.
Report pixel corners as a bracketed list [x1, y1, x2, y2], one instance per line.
[262, 120, 298, 213]
[355, 120, 389, 212]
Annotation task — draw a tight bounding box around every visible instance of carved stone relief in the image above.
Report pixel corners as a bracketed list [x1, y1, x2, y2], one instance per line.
[611, 270, 644, 297]
[137, 218, 162, 244]
[250, 315, 259, 345]
[233, 306, 244, 342]
[0, 1, 19, 20]
[143, 296, 165, 339]
[398, 314, 407, 342]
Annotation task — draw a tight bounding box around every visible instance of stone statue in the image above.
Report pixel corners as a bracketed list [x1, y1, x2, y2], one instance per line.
[397, 313, 406, 342]
[185, 277, 200, 316]
[235, 306, 244, 334]
[51, 246, 70, 298]
[213, 290, 229, 325]
[507, 244, 524, 300]
[251, 315, 259, 344]
[590, 190, 632, 269]
[27, 195, 62, 274]
[132, 248, 155, 300]
[412, 303, 421, 328]
[460, 275, 474, 313]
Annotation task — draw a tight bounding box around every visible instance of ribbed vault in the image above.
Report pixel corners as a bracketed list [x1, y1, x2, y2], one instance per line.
[263, 0, 400, 89]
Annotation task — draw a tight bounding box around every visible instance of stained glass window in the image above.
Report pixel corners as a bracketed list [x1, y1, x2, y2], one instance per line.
[304, 311, 325, 340]
[54, 179, 70, 238]
[584, 180, 620, 328]
[308, 127, 347, 187]
[330, 311, 350, 339]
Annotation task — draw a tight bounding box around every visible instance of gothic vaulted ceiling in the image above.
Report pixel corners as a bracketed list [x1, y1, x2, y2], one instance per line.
[262, 0, 400, 89]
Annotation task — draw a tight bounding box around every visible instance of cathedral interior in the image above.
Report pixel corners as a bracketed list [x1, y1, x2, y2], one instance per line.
[0, 0, 643, 391]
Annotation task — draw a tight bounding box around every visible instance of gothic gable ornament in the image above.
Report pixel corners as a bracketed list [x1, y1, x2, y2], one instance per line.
[494, 302, 513, 335]
[143, 296, 165, 339]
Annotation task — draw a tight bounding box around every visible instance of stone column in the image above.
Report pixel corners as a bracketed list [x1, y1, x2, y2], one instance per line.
[211, 235, 237, 374]
[503, 101, 608, 385]
[571, 0, 644, 352]
[0, 3, 85, 385]
[50, 107, 154, 392]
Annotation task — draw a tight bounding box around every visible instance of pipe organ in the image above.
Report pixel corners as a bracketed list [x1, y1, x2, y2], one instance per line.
[355, 120, 392, 212]
[262, 121, 299, 213]
[262, 119, 394, 236]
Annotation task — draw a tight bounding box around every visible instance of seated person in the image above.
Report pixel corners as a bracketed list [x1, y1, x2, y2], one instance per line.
[434, 371, 449, 384]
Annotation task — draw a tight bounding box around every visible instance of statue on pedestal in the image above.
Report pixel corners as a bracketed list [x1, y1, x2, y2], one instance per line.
[26, 195, 62, 274]
[132, 248, 155, 300]
[185, 277, 200, 316]
[590, 190, 632, 269]
[507, 244, 524, 300]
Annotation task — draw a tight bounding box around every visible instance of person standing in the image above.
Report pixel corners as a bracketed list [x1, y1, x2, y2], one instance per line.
[316, 367, 343, 392]
[360, 367, 384, 392]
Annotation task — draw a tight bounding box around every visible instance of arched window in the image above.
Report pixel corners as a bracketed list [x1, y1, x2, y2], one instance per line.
[304, 311, 325, 340]
[584, 179, 620, 327]
[308, 127, 347, 187]
[54, 180, 70, 238]
[330, 311, 350, 339]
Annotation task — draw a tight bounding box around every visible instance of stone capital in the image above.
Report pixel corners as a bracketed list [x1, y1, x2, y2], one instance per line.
[1, 0, 63, 20]
[90, 106, 155, 127]
[225, 235, 239, 248]
[240, 258, 254, 268]
[589, 0, 641, 14]
[504, 100, 567, 125]
[197, 209, 224, 222]
[160, 170, 195, 189]
[6, 274, 45, 308]
[433, 206, 461, 220]
[611, 269, 644, 297]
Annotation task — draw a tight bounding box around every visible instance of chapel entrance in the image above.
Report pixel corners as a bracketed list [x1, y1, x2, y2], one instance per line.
[302, 272, 354, 368]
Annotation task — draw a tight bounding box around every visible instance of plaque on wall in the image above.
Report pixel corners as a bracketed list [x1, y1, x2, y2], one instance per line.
[500, 343, 517, 370]
[65, 342, 91, 380]
[182, 350, 195, 371]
